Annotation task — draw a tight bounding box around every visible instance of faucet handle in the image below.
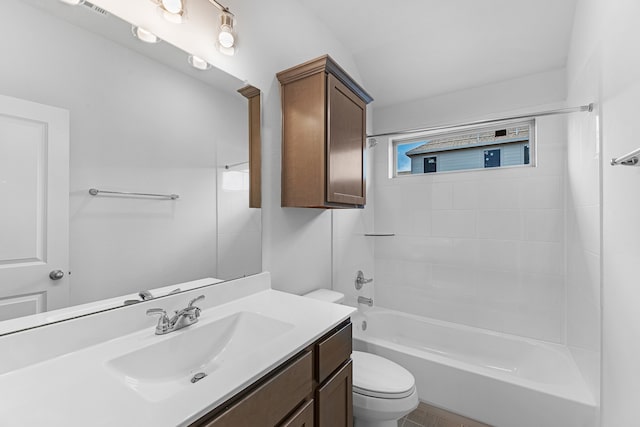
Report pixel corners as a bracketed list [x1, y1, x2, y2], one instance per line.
[355, 270, 373, 290]
[146, 308, 166, 316]
[146, 308, 170, 334]
[188, 295, 205, 308]
[139, 290, 153, 301]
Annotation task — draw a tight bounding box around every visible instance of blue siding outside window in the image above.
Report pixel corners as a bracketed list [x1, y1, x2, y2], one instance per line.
[397, 120, 534, 176]
[501, 144, 525, 166]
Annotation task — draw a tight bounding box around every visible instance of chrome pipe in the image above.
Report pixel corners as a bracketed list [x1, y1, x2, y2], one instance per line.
[611, 148, 640, 166]
[224, 161, 249, 169]
[367, 104, 594, 139]
[89, 188, 179, 200]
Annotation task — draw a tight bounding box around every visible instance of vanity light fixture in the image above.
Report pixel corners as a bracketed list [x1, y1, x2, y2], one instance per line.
[131, 26, 160, 44]
[152, 0, 186, 24]
[187, 54, 212, 70]
[217, 11, 236, 54]
[206, 0, 236, 56]
[151, 0, 237, 55]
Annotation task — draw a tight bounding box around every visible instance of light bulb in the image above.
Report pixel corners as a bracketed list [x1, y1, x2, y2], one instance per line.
[132, 26, 160, 44]
[188, 55, 211, 71]
[59, 0, 84, 5]
[161, 0, 183, 14]
[217, 11, 236, 51]
[218, 29, 234, 49]
[158, 0, 185, 23]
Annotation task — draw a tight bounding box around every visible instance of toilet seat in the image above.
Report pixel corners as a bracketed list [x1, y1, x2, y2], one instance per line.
[351, 351, 415, 399]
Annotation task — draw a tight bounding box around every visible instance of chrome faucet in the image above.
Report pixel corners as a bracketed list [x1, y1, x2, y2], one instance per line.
[146, 295, 205, 335]
[357, 296, 374, 307]
[355, 270, 373, 290]
[139, 290, 154, 301]
[125, 288, 182, 305]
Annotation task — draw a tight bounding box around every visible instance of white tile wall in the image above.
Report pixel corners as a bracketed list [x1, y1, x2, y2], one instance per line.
[564, 10, 602, 406]
[477, 210, 522, 240]
[372, 114, 567, 342]
[331, 146, 376, 307]
[431, 210, 477, 238]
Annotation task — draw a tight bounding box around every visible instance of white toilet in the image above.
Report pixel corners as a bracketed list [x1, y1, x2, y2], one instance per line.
[304, 289, 419, 427]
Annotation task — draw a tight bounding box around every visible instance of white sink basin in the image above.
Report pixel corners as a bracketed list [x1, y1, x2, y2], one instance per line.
[106, 311, 294, 402]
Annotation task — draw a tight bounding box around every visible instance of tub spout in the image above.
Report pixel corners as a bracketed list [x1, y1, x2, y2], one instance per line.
[358, 296, 373, 307]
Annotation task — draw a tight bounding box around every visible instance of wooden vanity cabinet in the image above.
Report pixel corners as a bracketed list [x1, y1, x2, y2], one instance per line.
[277, 55, 373, 209]
[316, 361, 353, 427]
[314, 322, 353, 427]
[281, 399, 315, 427]
[190, 320, 352, 427]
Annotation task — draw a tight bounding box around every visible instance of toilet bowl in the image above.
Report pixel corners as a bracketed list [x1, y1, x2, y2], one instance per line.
[304, 290, 419, 427]
[351, 350, 419, 427]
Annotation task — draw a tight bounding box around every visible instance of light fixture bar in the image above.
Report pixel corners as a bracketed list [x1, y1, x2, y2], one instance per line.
[207, 0, 232, 15]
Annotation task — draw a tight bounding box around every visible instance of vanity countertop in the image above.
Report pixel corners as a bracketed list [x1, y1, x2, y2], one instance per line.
[0, 278, 355, 426]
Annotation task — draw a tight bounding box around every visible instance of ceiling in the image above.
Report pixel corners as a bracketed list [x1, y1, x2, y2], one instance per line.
[298, 0, 578, 108]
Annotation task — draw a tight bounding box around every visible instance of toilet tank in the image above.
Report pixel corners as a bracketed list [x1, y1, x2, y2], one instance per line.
[303, 289, 345, 304]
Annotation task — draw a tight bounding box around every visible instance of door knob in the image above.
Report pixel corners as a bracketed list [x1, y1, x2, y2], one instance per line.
[49, 270, 64, 280]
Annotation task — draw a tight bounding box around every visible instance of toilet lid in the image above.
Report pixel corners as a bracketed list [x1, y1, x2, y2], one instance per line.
[351, 351, 415, 399]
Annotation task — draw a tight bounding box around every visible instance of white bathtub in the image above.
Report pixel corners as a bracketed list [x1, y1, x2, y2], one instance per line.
[351, 307, 597, 427]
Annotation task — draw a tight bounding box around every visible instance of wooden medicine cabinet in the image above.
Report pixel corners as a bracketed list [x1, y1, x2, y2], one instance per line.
[277, 55, 373, 209]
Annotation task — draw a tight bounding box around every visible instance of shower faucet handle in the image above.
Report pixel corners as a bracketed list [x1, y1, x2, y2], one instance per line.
[355, 270, 373, 290]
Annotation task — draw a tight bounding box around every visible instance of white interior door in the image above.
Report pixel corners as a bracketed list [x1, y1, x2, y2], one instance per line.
[0, 94, 69, 321]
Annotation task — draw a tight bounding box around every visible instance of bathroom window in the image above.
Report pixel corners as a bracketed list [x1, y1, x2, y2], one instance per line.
[393, 120, 535, 176]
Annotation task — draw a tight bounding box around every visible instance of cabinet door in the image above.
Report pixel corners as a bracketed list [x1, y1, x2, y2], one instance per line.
[316, 360, 353, 427]
[280, 72, 327, 208]
[281, 400, 314, 427]
[326, 74, 366, 206]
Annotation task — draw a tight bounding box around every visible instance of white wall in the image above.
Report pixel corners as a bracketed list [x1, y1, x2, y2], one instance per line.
[223, 1, 366, 294]
[373, 69, 567, 135]
[332, 167, 375, 307]
[369, 71, 569, 342]
[217, 158, 262, 281]
[568, 0, 640, 424]
[565, 0, 602, 406]
[88, 0, 369, 296]
[0, 1, 250, 305]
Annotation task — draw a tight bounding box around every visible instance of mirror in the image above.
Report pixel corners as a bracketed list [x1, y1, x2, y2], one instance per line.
[0, 0, 261, 334]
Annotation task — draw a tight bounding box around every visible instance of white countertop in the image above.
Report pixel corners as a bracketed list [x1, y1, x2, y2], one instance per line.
[0, 276, 355, 426]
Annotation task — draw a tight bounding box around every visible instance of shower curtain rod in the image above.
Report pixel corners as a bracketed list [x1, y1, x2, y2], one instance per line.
[366, 103, 593, 140]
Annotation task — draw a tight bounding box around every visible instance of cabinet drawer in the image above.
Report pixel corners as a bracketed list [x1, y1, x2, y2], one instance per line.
[203, 351, 313, 427]
[280, 399, 314, 427]
[316, 322, 352, 384]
